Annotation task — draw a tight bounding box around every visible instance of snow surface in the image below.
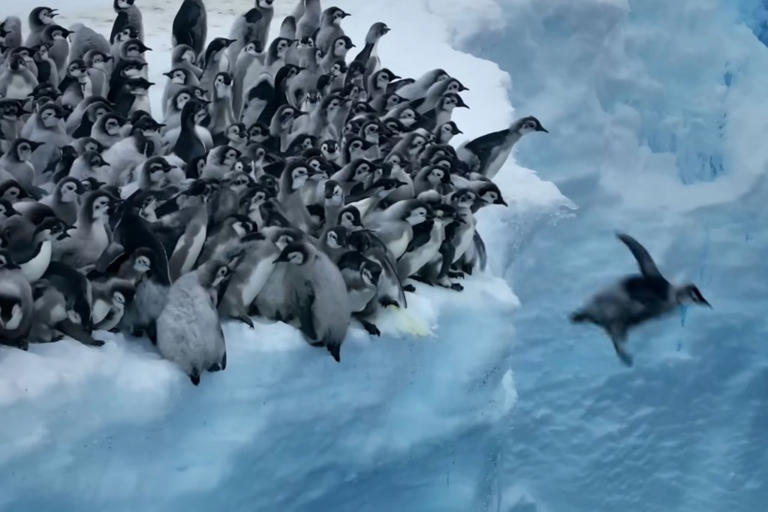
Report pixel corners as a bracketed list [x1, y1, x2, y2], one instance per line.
[0, 1, 569, 511]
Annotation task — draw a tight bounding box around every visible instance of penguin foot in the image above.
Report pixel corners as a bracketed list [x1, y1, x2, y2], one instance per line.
[379, 298, 400, 308]
[360, 319, 381, 337]
[327, 344, 341, 362]
[90, 339, 106, 347]
[146, 322, 157, 345]
[403, 284, 416, 293]
[189, 372, 201, 386]
[237, 314, 254, 329]
[449, 283, 464, 292]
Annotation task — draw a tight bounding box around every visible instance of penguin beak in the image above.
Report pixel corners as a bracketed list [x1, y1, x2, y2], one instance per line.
[50, 10, 59, 18]
[537, 126, 549, 133]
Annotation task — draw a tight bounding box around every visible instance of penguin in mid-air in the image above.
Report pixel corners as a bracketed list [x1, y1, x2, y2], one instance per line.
[457, 116, 548, 179]
[571, 233, 712, 367]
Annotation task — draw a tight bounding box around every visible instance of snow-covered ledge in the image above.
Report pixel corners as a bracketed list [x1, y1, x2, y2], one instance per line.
[0, 1, 570, 509]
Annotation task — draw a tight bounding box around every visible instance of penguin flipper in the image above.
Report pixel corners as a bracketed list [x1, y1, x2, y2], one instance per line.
[326, 342, 341, 362]
[56, 319, 104, 347]
[295, 282, 317, 341]
[607, 324, 633, 367]
[616, 233, 662, 279]
[463, 129, 509, 165]
[473, 231, 487, 271]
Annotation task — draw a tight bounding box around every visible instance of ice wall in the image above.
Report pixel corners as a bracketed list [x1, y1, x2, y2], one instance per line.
[463, 1, 768, 511]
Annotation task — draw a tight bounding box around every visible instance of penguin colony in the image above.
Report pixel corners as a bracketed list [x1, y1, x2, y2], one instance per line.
[0, 1, 550, 384]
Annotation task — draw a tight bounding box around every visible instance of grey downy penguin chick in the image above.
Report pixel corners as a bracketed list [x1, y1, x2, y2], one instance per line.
[315, 7, 350, 55]
[200, 38, 236, 95]
[351, 22, 390, 79]
[91, 277, 134, 331]
[39, 177, 82, 226]
[227, 7, 264, 64]
[69, 23, 112, 62]
[17, 216, 68, 282]
[0, 54, 39, 100]
[397, 203, 456, 285]
[24, 6, 58, 48]
[570, 233, 712, 367]
[156, 258, 232, 385]
[111, 0, 144, 44]
[337, 251, 382, 336]
[218, 231, 280, 327]
[457, 116, 548, 179]
[0, 17, 22, 50]
[52, 190, 114, 270]
[0, 251, 33, 350]
[367, 199, 431, 259]
[0, 138, 43, 191]
[276, 241, 351, 362]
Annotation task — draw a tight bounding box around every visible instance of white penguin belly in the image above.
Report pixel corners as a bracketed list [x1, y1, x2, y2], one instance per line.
[453, 228, 475, 264]
[3, 304, 24, 331]
[240, 257, 278, 305]
[388, 228, 410, 259]
[179, 225, 207, 276]
[20, 241, 52, 282]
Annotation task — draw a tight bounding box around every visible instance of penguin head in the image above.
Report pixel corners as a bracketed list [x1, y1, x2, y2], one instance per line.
[33, 42, 51, 58]
[56, 177, 82, 204]
[257, 0, 275, 7]
[30, 7, 57, 28]
[405, 202, 431, 225]
[115, 0, 135, 10]
[214, 72, 234, 95]
[351, 160, 374, 183]
[144, 157, 172, 186]
[374, 69, 399, 90]
[396, 105, 417, 125]
[431, 204, 457, 224]
[438, 121, 462, 141]
[79, 137, 106, 154]
[247, 122, 270, 143]
[274, 242, 310, 266]
[43, 24, 71, 42]
[172, 89, 193, 112]
[85, 50, 113, 68]
[123, 39, 151, 59]
[320, 140, 339, 160]
[451, 189, 477, 210]
[219, 146, 241, 167]
[344, 136, 365, 159]
[676, 285, 712, 308]
[324, 180, 344, 204]
[115, 27, 133, 43]
[361, 259, 383, 286]
[0, 180, 26, 203]
[38, 102, 63, 128]
[84, 150, 110, 171]
[131, 248, 153, 275]
[244, 40, 262, 56]
[325, 226, 348, 250]
[101, 113, 125, 136]
[338, 206, 362, 229]
[9, 54, 29, 72]
[328, 7, 350, 24]
[34, 217, 69, 242]
[83, 190, 115, 223]
[271, 37, 291, 59]
[164, 68, 189, 85]
[367, 22, 391, 43]
[445, 78, 469, 94]
[231, 216, 256, 238]
[66, 59, 87, 78]
[361, 121, 381, 141]
[440, 92, 469, 111]
[205, 38, 236, 64]
[333, 36, 355, 56]
[0, 99, 26, 120]
[516, 116, 548, 134]
[407, 133, 428, 155]
[226, 122, 247, 143]
[210, 264, 233, 289]
[243, 8, 263, 23]
[127, 77, 153, 97]
[79, 177, 104, 194]
[477, 183, 507, 207]
[12, 138, 43, 162]
[287, 161, 309, 190]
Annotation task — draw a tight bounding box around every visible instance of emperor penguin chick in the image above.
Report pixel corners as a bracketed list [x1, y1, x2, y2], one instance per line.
[277, 241, 351, 362]
[156, 259, 232, 385]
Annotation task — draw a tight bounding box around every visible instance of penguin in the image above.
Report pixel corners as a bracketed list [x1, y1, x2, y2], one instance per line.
[207, 72, 236, 138]
[0, 251, 34, 349]
[0, 138, 43, 191]
[570, 233, 712, 367]
[58, 59, 91, 110]
[275, 241, 351, 362]
[218, 231, 280, 327]
[200, 38, 235, 94]
[233, 41, 266, 119]
[25, 102, 69, 178]
[17, 217, 68, 282]
[90, 277, 134, 331]
[172, 0, 207, 58]
[170, 98, 209, 164]
[33, 42, 59, 87]
[296, 0, 321, 40]
[0, 17, 22, 50]
[69, 23, 112, 63]
[227, 8, 263, 63]
[52, 190, 114, 270]
[337, 251, 383, 336]
[457, 116, 548, 179]
[24, 7, 58, 48]
[352, 22, 390, 79]
[315, 7, 350, 54]
[367, 200, 431, 259]
[397, 203, 456, 284]
[167, 192, 209, 281]
[0, 54, 39, 100]
[413, 77, 469, 114]
[395, 68, 449, 101]
[111, 0, 144, 44]
[40, 177, 82, 225]
[416, 92, 469, 132]
[90, 112, 127, 149]
[113, 77, 154, 117]
[156, 257, 233, 385]
[278, 157, 317, 232]
[41, 24, 72, 77]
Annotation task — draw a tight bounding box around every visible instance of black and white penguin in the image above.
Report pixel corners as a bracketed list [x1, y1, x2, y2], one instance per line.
[24, 6, 58, 48]
[0, 251, 34, 349]
[571, 233, 711, 367]
[172, 0, 208, 58]
[111, 0, 144, 43]
[457, 116, 548, 179]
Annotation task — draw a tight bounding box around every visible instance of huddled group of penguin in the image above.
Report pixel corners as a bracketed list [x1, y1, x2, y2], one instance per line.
[0, 0, 552, 384]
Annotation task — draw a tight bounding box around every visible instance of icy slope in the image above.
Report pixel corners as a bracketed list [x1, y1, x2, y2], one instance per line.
[0, 1, 567, 511]
[463, 1, 768, 510]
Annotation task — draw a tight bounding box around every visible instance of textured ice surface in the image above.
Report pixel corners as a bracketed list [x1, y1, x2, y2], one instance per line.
[466, 1, 768, 511]
[0, 1, 566, 511]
